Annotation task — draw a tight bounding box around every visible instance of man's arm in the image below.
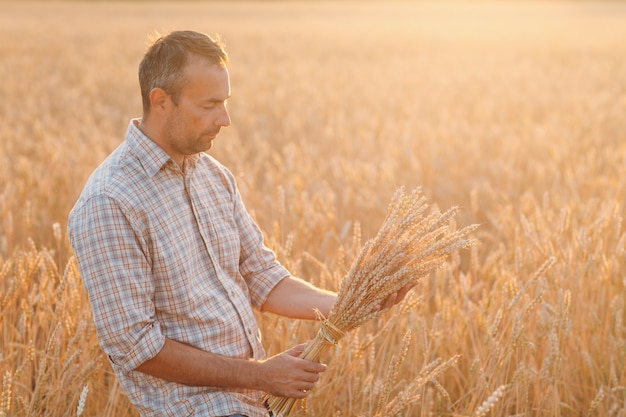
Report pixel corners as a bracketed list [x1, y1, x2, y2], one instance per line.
[261, 276, 337, 319]
[261, 276, 416, 320]
[133, 276, 336, 398]
[135, 338, 326, 399]
[135, 278, 414, 396]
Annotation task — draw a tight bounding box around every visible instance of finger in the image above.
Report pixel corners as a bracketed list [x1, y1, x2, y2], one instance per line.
[285, 382, 317, 399]
[285, 343, 307, 357]
[299, 368, 323, 383]
[300, 360, 327, 374]
[384, 292, 398, 309]
[297, 380, 319, 394]
[396, 283, 416, 303]
[298, 381, 317, 391]
[289, 389, 310, 399]
[374, 292, 396, 312]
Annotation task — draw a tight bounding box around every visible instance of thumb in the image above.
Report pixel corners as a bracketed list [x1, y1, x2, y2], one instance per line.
[285, 343, 308, 358]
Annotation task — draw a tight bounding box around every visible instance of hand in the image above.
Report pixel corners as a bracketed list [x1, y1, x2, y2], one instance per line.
[257, 343, 327, 399]
[376, 282, 417, 311]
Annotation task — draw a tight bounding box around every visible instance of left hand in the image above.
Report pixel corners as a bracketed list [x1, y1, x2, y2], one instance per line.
[376, 282, 417, 311]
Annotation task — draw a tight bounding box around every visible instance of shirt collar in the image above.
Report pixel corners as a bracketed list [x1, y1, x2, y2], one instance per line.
[126, 118, 180, 178]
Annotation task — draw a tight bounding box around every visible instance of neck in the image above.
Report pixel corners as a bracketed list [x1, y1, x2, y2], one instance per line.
[135, 118, 185, 168]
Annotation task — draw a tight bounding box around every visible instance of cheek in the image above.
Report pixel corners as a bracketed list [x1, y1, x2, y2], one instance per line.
[201, 112, 220, 129]
[191, 108, 213, 127]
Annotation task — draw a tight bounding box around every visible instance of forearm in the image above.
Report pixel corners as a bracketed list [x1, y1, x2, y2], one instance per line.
[135, 337, 326, 398]
[261, 276, 337, 320]
[135, 338, 260, 389]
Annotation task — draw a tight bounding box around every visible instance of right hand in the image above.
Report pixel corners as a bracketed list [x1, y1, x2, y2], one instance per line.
[257, 343, 327, 398]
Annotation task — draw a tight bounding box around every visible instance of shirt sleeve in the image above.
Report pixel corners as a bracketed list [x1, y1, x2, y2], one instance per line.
[229, 181, 290, 309]
[68, 194, 165, 374]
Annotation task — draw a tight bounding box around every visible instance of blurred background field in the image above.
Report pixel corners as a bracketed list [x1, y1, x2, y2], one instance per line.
[1, 1, 625, 416]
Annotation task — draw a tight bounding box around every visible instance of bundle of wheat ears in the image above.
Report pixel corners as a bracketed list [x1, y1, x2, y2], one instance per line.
[265, 187, 478, 416]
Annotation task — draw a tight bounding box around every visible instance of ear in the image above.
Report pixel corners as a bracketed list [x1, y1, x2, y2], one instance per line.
[149, 88, 171, 113]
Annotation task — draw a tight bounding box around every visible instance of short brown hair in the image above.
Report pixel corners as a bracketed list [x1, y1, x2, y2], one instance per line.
[138, 30, 228, 115]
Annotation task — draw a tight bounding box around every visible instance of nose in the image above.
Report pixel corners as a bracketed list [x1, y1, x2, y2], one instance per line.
[216, 104, 231, 128]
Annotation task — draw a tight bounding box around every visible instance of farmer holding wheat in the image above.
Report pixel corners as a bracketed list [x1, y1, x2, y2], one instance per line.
[68, 30, 411, 417]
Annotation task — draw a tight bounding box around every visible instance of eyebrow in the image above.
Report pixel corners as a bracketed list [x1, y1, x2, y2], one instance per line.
[204, 95, 231, 104]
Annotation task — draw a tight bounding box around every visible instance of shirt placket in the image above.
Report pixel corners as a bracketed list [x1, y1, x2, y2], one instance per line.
[183, 169, 262, 358]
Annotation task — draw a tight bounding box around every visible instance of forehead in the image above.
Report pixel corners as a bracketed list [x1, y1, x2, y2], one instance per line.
[181, 56, 230, 98]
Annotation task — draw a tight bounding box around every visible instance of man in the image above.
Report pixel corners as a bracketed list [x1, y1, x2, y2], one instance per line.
[69, 30, 408, 417]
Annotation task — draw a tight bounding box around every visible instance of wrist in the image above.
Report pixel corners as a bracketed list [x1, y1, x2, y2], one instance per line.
[237, 358, 264, 391]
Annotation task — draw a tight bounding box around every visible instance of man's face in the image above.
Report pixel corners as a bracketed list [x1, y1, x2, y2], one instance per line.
[164, 56, 231, 160]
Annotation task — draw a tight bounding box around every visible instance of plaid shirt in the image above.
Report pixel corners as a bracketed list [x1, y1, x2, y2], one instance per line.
[68, 119, 288, 416]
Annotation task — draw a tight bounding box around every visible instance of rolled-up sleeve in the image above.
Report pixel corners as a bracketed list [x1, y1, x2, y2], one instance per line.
[68, 195, 165, 373]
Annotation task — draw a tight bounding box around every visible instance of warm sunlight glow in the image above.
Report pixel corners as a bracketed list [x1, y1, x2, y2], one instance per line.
[1, 1, 625, 416]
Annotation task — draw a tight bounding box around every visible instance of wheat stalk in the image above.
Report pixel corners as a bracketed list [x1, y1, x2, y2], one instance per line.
[265, 187, 477, 415]
[1, 372, 12, 417]
[474, 385, 506, 417]
[76, 385, 89, 417]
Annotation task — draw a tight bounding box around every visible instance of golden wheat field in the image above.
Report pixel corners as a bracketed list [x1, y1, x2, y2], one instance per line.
[1, 0, 626, 416]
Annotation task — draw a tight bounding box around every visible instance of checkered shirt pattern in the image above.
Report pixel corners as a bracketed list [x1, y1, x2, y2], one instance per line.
[68, 119, 288, 417]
